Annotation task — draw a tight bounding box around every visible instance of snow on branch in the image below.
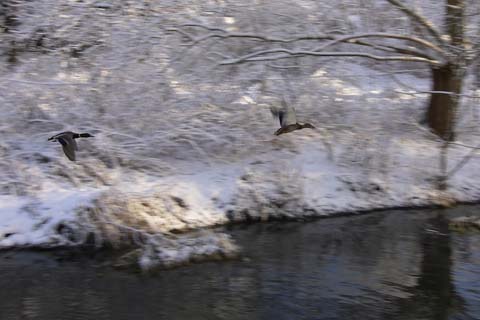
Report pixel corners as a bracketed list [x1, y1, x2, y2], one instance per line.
[219, 48, 442, 66]
[169, 24, 447, 65]
[362, 42, 437, 61]
[390, 74, 480, 98]
[315, 33, 446, 57]
[170, 24, 446, 58]
[385, 0, 447, 46]
[167, 26, 332, 45]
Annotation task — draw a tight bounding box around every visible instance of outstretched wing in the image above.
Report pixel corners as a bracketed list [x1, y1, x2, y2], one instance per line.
[282, 105, 297, 127]
[58, 136, 76, 161]
[270, 98, 297, 127]
[270, 105, 284, 127]
[278, 110, 285, 127]
[280, 97, 297, 127]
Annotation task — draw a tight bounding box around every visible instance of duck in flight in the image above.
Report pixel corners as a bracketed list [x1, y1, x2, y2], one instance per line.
[270, 99, 315, 136]
[48, 131, 94, 161]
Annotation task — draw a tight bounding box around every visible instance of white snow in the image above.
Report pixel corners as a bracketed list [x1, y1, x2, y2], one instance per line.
[1, 0, 479, 270]
[2, 129, 479, 249]
[0, 187, 103, 247]
[2, 61, 479, 268]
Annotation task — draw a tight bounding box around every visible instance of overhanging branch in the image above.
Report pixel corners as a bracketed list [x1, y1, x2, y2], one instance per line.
[220, 49, 441, 66]
[167, 27, 332, 44]
[169, 25, 446, 63]
[352, 40, 437, 61]
[316, 33, 446, 57]
[169, 26, 445, 56]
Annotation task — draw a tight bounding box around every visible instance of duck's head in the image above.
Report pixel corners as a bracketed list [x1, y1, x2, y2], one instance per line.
[79, 133, 95, 138]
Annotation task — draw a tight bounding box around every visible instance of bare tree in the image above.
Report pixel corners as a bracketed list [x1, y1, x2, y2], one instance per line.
[170, 0, 479, 141]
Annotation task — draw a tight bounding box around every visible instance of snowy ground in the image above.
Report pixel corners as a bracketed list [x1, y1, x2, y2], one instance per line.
[1, 0, 480, 269]
[2, 60, 480, 269]
[2, 74, 480, 269]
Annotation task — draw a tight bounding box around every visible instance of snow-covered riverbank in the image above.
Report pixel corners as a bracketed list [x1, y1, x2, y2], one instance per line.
[2, 126, 480, 270]
[2, 0, 480, 270]
[2, 65, 480, 269]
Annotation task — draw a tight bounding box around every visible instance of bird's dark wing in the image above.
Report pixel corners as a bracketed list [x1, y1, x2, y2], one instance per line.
[270, 104, 285, 127]
[58, 136, 76, 161]
[270, 105, 279, 117]
[277, 110, 285, 127]
[281, 98, 297, 126]
[271, 99, 298, 127]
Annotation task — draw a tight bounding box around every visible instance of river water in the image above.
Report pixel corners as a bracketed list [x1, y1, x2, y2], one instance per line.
[0, 206, 479, 320]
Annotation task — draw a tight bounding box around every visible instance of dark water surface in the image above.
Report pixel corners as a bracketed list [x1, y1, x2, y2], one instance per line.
[1, 206, 479, 320]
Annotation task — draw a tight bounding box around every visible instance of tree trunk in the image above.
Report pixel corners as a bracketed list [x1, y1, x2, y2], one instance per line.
[425, 0, 465, 141]
[426, 63, 463, 141]
[446, 0, 464, 47]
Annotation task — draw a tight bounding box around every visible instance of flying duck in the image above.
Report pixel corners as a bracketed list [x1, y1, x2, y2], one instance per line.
[48, 131, 94, 161]
[270, 99, 315, 136]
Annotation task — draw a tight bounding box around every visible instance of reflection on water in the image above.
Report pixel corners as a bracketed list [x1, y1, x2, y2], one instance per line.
[0, 206, 479, 320]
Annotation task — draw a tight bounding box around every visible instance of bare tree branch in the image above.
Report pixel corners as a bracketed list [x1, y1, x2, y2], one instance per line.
[391, 74, 480, 98]
[366, 42, 437, 60]
[385, 0, 448, 46]
[315, 33, 446, 57]
[167, 28, 196, 42]
[195, 33, 332, 44]
[219, 48, 442, 66]
[177, 23, 228, 33]
[167, 27, 332, 44]
[447, 141, 480, 178]
[169, 26, 446, 64]
[170, 25, 445, 58]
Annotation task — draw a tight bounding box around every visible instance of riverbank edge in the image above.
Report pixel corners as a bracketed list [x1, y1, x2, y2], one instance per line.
[2, 197, 479, 251]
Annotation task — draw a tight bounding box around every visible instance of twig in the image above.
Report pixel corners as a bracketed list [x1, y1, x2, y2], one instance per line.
[391, 74, 480, 98]
[447, 141, 480, 178]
